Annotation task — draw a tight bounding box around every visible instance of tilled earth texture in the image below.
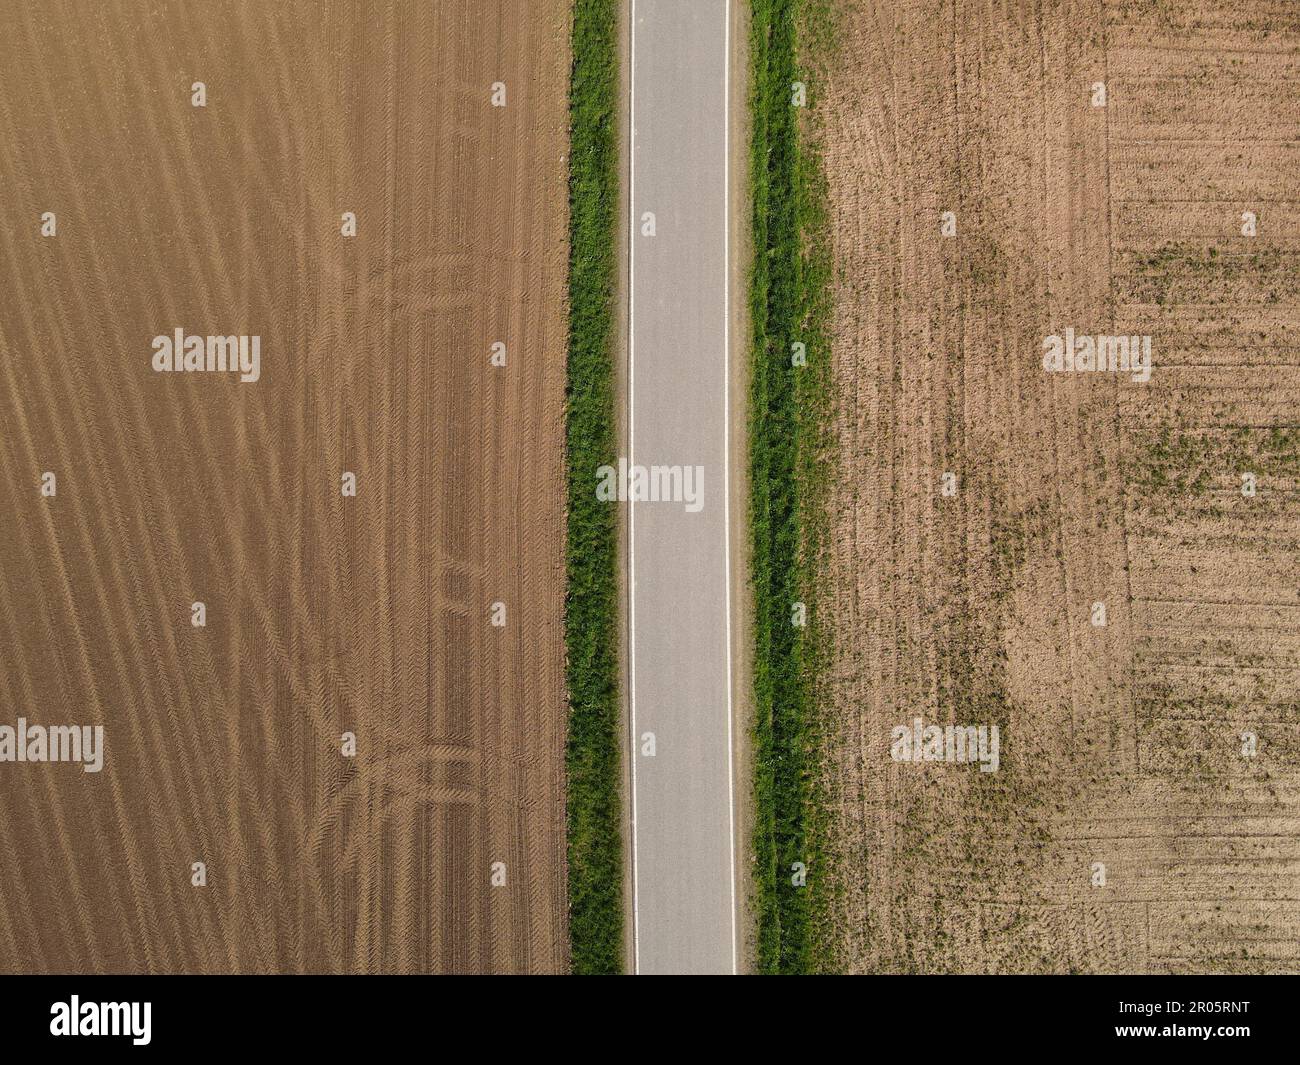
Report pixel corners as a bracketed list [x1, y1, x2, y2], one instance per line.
[0, 0, 571, 973]
[814, 0, 1300, 973]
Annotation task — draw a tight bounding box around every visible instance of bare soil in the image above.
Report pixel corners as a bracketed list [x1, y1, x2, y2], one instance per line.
[0, 0, 571, 974]
[815, 0, 1300, 973]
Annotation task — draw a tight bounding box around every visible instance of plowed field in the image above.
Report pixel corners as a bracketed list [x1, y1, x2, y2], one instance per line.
[815, 0, 1300, 973]
[0, 0, 570, 974]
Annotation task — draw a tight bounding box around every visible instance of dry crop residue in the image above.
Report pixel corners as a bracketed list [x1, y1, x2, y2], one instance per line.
[814, 0, 1300, 973]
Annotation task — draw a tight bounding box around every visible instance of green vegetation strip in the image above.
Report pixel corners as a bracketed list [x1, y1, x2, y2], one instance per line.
[565, 0, 623, 974]
[749, 0, 835, 974]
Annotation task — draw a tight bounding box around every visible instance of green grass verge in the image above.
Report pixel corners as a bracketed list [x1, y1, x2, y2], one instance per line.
[748, 0, 835, 975]
[565, 0, 623, 975]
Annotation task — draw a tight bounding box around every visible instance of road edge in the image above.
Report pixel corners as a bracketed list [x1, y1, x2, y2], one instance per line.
[727, 0, 756, 977]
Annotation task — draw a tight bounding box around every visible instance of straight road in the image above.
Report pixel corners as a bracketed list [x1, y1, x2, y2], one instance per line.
[627, 0, 736, 974]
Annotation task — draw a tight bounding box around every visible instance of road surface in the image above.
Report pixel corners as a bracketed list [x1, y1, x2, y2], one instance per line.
[627, 0, 736, 975]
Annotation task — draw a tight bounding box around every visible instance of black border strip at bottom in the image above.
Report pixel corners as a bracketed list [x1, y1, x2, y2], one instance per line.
[0, 973, 1292, 1052]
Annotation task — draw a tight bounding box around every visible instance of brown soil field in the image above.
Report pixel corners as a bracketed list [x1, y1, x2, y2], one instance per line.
[814, 0, 1300, 972]
[0, 0, 570, 973]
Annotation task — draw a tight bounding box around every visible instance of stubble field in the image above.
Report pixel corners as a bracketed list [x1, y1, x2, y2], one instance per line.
[0, 0, 570, 973]
[813, 0, 1300, 972]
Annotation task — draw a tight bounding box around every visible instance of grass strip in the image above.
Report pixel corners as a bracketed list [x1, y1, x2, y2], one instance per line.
[748, 0, 835, 975]
[565, 0, 624, 975]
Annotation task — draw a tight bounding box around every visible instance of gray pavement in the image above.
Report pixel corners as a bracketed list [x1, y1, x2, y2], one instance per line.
[627, 0, 736, 975]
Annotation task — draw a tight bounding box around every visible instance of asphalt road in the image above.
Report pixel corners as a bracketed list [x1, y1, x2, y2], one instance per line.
[627, 0, 736, 975]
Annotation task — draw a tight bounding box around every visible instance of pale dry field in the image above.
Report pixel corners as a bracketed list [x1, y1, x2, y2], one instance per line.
[815, 0, 1300, 972]
[0, 0, 570, 973]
